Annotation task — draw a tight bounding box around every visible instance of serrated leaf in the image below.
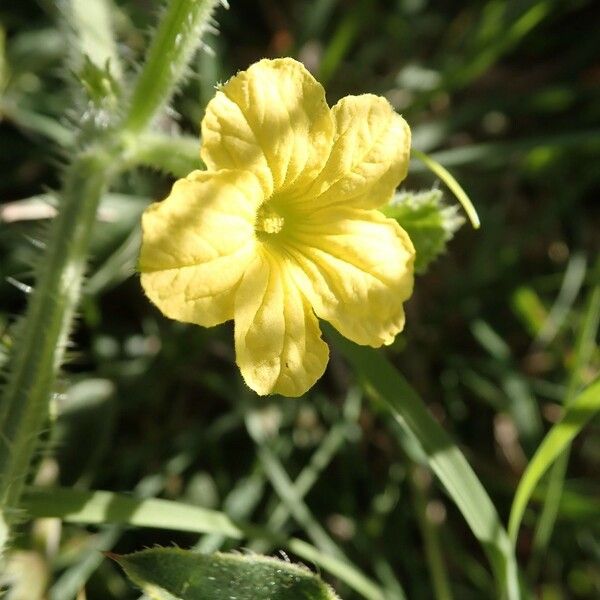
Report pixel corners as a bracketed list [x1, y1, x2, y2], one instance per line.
[111, 548, 341, 600]
[384, 189, 464, 273]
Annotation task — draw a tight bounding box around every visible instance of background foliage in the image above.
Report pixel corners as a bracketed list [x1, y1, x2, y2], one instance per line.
[0, 0, 598, 598]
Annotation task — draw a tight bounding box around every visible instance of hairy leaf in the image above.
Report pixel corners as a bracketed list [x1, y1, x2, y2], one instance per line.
[110, 548, 341, 600]
[384, 189, 464, 273]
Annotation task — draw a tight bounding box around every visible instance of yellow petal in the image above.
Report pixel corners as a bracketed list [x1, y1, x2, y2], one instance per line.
[201, 58, 334, 197]
[295, 94, 410, 210]
[139, 170, 263, 327]
[286, 206, 415, 347]
[234, 251, 329, 397]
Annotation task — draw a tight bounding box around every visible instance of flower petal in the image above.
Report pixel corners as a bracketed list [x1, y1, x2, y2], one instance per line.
[296, 94, 410, 210]
[286, 207, 415, 347]
[201, 58, 334, 197]
[139, 170, 263, 327]
[234, 251, 329, 397]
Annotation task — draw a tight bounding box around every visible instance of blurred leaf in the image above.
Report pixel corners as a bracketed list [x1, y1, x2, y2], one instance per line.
[535, 253, 587, 347]
[110, 548, 341, 600]
[511, 287, 548, 337]
[77, 56, 120, 106]
[508, 377, 600, 544]
[53, 378, 116, 486]
[65, 0, 121, 78]
[23, 487, 244, 538]
[529, 286, 600, 568]
[385, 189, 464, 273]
[0, 26, 7, 94]
[318, 6, 361, 84]
[471, 319, 543, 448]
[446, 1, 552, 90]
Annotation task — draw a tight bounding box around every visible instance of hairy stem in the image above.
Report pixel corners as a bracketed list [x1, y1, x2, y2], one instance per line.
[0, 0, 222, 551]
[0, 149, 113, 516]
[122, 0, 221, 134]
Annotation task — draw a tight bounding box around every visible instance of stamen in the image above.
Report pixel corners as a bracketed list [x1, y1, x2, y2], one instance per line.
[256, 204, 285, 235]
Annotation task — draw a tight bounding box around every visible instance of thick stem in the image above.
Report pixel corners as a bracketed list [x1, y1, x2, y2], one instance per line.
[0, 150, 114, 519]
[122, 0, 221, 134]
[0, 0, 222, 550]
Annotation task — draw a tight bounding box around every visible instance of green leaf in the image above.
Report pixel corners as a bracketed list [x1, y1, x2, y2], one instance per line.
[325, 326, 519, 600]
[110, 548, 341, 600]
[22, 487, 384, 600]
[384, 189, 464, 273]
[508, 377, 600, 545]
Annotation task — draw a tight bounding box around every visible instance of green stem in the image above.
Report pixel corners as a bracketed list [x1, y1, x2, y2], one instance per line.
[122, 133, 202, 177]
[0, 0, 222, 551]
[122, 0, 221, 134]
[0, 150, 114, 518]
[412, 149, 480, 229]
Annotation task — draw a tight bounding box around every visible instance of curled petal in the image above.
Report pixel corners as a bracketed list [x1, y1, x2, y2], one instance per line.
[294, 94, 410, 210]
[139, 170, 263, 327]
[287, 207, 415, 347]
[234, 251, 329, 397]
[201, 58, 335, 197]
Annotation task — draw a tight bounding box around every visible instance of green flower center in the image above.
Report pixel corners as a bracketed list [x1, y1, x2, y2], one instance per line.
[256, 203, 285, 237]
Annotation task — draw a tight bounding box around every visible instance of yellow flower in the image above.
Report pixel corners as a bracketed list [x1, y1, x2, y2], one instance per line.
[139, 58, 415, 397]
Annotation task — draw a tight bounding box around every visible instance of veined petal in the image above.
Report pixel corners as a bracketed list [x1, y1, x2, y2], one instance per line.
[234, 251, 329, 397]
[295, 94, 410, 210]
[287, 207, 415, 347]
[201, 58, 335, 197]
[139, 170, 263, 327]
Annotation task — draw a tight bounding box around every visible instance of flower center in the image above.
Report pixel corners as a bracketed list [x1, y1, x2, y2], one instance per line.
[255, 203, 285, 236]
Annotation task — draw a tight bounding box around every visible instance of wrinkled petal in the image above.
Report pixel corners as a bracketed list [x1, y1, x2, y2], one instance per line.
[201, 58, 334, 197]
[139, 170, 263, 327]
[292, 94, 410, 211]
[286, 207, 415, 347]
[234, 251, 329, 397]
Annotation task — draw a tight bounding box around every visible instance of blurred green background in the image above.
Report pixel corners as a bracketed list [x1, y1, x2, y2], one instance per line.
[0, 0, 598, 598]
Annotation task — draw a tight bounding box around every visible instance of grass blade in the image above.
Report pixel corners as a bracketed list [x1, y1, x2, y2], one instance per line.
[508, 377, 600, 545]
[327, 326, 519, 599]
[529, 286, 600, 569]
